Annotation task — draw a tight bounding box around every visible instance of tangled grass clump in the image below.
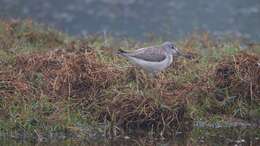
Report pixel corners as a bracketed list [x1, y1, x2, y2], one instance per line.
[100, 93, 190, 135]
[13, 49, 121, 102]
[194, 52, 260, 119]
[214, 52, 260, 103]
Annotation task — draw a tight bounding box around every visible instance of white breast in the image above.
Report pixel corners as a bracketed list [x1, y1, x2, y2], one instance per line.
[127, 54, 173, 74]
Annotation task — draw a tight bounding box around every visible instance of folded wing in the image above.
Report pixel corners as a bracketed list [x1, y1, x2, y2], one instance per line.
[126, 47, 166, 62]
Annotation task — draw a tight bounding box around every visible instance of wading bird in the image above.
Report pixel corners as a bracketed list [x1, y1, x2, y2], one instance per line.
[118, 41, 187, 76]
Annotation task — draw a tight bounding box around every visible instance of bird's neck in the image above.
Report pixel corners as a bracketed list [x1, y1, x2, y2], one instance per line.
[166, 54, 173, 66]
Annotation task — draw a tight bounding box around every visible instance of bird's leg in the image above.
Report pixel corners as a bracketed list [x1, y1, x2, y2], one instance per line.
[151, 74, 164, 105]
[135, 68, 139, 91]
[146, 72, 155, 88]
[150, 72, 162, 88]
[148, 72, 155, 78]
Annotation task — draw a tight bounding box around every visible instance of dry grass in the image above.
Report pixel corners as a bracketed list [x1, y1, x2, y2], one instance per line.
[214, 53, 260, 102]
[15, 50, 120, 99]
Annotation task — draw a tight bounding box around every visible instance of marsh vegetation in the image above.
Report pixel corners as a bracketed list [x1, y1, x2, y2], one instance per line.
[0, 20, 259, 144]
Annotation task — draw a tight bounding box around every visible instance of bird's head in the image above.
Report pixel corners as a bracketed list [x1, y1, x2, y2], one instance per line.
[162, 41, 182, 56]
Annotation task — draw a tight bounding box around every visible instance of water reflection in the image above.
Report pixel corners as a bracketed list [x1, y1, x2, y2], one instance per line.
[0, 0, 260, 40]
[1, 128, 260, 146]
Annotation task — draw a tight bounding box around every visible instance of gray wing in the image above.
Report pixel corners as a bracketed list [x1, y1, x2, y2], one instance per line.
[126, 47, 166, 62]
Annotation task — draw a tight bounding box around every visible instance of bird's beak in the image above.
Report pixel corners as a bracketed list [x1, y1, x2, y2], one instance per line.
[176, 48, 184, 56]
[176, 49, 192, 59]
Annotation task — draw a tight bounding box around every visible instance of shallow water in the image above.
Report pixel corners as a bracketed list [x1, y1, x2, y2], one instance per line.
[1, 128, 260, 146]
[1, 0, 260, 40]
